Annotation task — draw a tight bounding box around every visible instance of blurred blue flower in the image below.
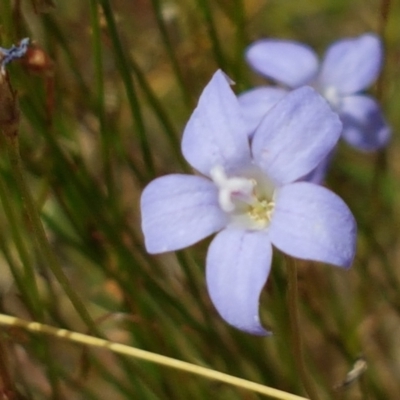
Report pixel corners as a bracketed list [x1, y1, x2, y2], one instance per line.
[244, 34, 390, 152]
[0, 38, 29, 70]
[141, 70, 357, 335]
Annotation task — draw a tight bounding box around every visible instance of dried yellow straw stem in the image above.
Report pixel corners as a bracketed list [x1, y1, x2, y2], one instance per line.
[0, 313, 307, 400]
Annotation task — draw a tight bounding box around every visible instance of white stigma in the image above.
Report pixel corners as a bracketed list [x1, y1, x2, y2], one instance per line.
[210, 165, 276, 230]
[210, 165, 255, 212]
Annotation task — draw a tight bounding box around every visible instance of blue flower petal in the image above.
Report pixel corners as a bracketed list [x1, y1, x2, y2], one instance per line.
[270, 182, 357, 268]
[206, 229, 272, 335]
[339, 95, 391, 151]
[299, 151, 335, 184]
[181, 70, 251, 177]
[141, 174, 227, 254]
[246, 39, 319, 88]
[238, 86, 288, 138]
[319, 33, 382, 95]
[252, 86, 342, 185]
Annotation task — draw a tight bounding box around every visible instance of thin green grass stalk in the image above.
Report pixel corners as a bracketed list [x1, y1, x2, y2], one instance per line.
[125, 153, 148, 183]
[16, 47, 197, 341]
[268, 262, 304, 392]
[57, 370, 102, 400]
[50, 185, 97, 243]
[370, 0, 392, 240]
[0, 0, 13, 43]
[39, 262, 65, 330]
[0, 167, 41, 315]
[210, 0, 236, 21]
[150, 0, 193, 108]
[357, 214, 400, 305]
[0, 182, 62, 400]
[42, 15, 89, 94]
[79, 359, 141, 400]
[89, 0, 117, 211]
[175, 250, 213, 323]
[286, 256, 321, 400]
[0, 335, 55, 400]
[86, 318, 172, 399]
[31, 131, 211, 337]
[83, 353, 166, 400]
[0, 72, 63, 396]
[0, 235, 32, 311]
[5, 130, 152, 395]
[232, 0, 248, 87]
[97, 0, 155, 177]
[29, 11, 157, 187]
[21, 118, 212, 393]
[173, 250, 275, 385]
[376, 0, 392, 101]
[19, 105, 128, 255]
[3, 140, 81, 398]
[34, 338, 64, 399]
[0, 36, 41, 319]
[42, 212, 102, 263]
[301, 276, 353, 362]
[0, 271, 62, 398]
[195, 0, 229, 72]
[128, 56, 189, 173]
[4, 135, 101, 336]
[139, 290, 258, 400]
[0, 313, 309, 400]
[22, 111, 121, 244]
[32, 134, 203, 336]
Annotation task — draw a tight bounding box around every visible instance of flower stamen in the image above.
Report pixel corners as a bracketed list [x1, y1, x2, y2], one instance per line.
[248, 199, 275, 226]
[211, 165, 275, 230]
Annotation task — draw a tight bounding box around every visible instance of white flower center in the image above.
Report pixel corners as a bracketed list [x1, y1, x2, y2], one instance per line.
[320, 85, 342, 110]
[310, 77, 343, 111]
[210, 165, 276, 230]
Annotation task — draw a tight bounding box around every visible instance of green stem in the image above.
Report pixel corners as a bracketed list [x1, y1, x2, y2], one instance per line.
[4, 135, 101, 336]
[376, 0, 391, 101]
[0, 73, 63, 396]
[196, 0, 228, 71]
[0, 166, 40, 314]
[286, 256, 321, 400]
[128, 56, 189, 172]
[370, 0, 391, 226]
[98, 0, 155, 177]
[0, 0, 13, 44]
[232, 0, 247, 86]
[89, 0, 116, 208]
[150, 0, 193, 107]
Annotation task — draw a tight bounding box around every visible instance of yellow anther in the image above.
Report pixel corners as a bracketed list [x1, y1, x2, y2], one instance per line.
[248, 200, 275, 228]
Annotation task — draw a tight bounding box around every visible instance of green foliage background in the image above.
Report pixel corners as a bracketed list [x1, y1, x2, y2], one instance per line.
[0, 0, 400, 398]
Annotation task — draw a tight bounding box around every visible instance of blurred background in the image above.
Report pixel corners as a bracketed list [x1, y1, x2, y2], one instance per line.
[0, 0, 400, 398]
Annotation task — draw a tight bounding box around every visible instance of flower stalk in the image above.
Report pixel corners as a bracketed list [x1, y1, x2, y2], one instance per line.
[286, 256, 321, 400]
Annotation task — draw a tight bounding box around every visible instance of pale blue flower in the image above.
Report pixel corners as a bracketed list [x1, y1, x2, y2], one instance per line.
[141, 70, 357, 335]
[244, 33, 390, 152]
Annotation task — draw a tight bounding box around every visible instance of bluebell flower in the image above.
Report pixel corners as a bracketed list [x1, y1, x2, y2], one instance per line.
[141, 70, 357, 335]
[243, 34, 390, 152]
